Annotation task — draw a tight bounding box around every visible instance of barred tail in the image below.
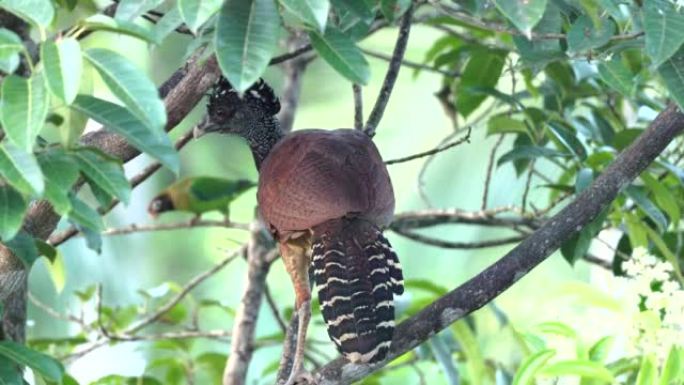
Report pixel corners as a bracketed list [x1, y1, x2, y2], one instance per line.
[311, 218, 404, 363]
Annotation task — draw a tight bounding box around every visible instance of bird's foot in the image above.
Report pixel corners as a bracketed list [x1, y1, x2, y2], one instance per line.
[283, 368, 315, 385]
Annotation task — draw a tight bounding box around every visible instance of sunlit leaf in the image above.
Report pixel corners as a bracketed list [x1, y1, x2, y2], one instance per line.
[153, 7, 184, 41]
[115, 0, 164, 21]
[512, 349, 555, 385]
[643, 0, 684, 67]
[0, 341, 63, 382]
[625, 186, 668, 232]
[0, 142, 44, 196]
[658, 46, 684, 111]
[72, 147, 130, 205]
[540, 360, 614, 383]
[0, 0, 54, 29]
[41, 37, 82, 104]
[598, 57, 635, 96]
[494, 0, 547, 35]
[280, 0, 330, 31]
[81, 15, 160, 44]
[178, 0, 222, 33]
[635, 355, 658, 385]
[38, 148, 79, 215]
[310, 25, 370, 84]
[84, 48, 167, 131]
[0, 75, 49, 152]
[215, 0, 280, 92]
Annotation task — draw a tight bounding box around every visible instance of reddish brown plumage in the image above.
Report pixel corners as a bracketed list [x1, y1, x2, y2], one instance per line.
[257, 129, 395, 235]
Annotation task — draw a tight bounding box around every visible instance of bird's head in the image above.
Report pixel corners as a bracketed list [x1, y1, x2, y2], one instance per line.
[193, 78, 281, 140]
[148, 193, 175, 218]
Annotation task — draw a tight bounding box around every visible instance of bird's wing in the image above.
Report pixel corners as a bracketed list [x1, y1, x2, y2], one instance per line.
[258, 130, 394, 232]
[188, 177, 242, 203]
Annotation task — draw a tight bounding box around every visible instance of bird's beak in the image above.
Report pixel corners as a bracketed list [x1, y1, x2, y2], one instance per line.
[193, 116, 219, 139]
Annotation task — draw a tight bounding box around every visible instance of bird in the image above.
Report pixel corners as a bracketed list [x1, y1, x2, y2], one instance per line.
[147, 176, 256, 223]
[193, 78, 404, 384]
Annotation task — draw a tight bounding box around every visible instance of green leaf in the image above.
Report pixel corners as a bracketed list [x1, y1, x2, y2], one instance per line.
[45, 253, 66, 293]
[659, 346, 683, 385]
[546, 121, 587, 160]
[494, 0, 547, 35]
[84, 48, 167, 131]
[537, 321, 576, 338]
[643, 0, 684, 67]
[309, 25, 370, 84]
[658, 46, 684, 111]
[72, 147, 130, 205]
[642, 173, 680, 226]
[0, 0, 54, 29]
[625, 185, 668, 232]
[71, 95, 179, 173]
[67, 195, 104, 252]
[41, 38, 82, 104]
[598, 57, 634, 96]
[178, 0, 222, 33]
[0, 341, 63, 382]
[279, 0, 330, 32]
[0, 358, 22, 385]
[497, 145, 569, 166]
[512, 349, 556, 385]
[37, 148, 80, 215]
[215, 0, 280, 93]
[0, 28, 23, 62]
[635, 355, 658, 385]
[575, 168, 593, 193]
[153, 7, 184, 41]
[566, 16, 614, 54]
[6, 231, 39, 266]
[0, 185, 26, 241]
[0, 74, 49, 152]
[0, 142, 44, 196]
[487, 115, 529, 136]
[331, 0, 374, 23]
[588, 336, 614, 363]
[540, 360, 614, 382]
[115, 0, 164, 21]
[34, 239, 57, 262]
[512, 3, 563, 70]
[457, 49, 507, 118]
[452, 321, 488, 385]
[81, 15, 160, 44]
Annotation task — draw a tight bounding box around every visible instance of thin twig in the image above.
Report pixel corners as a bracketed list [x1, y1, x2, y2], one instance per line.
[393, 229, 525, 249]
[364, 3, 415, 137]
[353, 84, 364, 130]
[521, 160, 535, 213]
[28, 294, 85, 327]
[363, 49, 460, 77]
[101, 220, 250, 236]
[264, 283, 287, 334]
[482, 135, 505, 210]
[385, 126, 471, 165]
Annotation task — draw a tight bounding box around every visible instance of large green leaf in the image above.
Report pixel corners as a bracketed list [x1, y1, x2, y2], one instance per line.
[84, 48, 167, 131]
[497, 145, 569, 166]
[643, 0, 684, 67]
[153, 7, 184, 41]
[512, 349, 556, 385]
[566, 16, 614, 54]
[0, 341, 64, 382]
[6, 231, 39, 266]
[658, 46, 684, 111]
[41, 38, 82, 104]
[0, 0, 54, 29]
[625, 185, 668, 232]
[635, 355, 658, 385]
[280, 0, 329, 32]
[115, 0, 164, 21]
[380, 0, 411, 22]
[0, 75, 49, 152]
[546, 121, 587, 160]
[457, 49, 507, 117]
[309, 25, 370, 84]
[71, 95, 179, 173]
[642, 173, 680, 226]
[72, 148, 131, 205]
[215, 0, 280, 92]
[0, 143, 44, 196]
[0, 185, 26, 241]
[512, 2, 563, 70]
[80, 15, 160, 44]
[598, 56, 635, 96]
[493, 0, 547, 35]
[178, 0, 222, 33]
[659, 346, 683, 385]
[38, 148, 80, 215]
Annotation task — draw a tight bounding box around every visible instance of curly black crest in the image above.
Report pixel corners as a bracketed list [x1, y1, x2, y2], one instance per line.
[207, 78, 281, 120]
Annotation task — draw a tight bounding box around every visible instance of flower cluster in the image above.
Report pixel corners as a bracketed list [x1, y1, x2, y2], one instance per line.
[623, 248, 684, 363]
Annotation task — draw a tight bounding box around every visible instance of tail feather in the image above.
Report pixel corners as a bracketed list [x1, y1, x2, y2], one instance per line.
[311, 218, 403, 363]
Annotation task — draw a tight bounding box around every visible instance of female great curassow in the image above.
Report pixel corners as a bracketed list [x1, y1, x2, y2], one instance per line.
[193, 78, 404, 384]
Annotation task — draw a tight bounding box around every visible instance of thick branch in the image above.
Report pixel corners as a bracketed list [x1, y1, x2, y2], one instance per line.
[223, 222, 273, 385]
[311, 104, 684, 384]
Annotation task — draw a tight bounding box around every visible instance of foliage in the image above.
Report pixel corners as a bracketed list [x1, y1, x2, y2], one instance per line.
[1, 0, 684, 384]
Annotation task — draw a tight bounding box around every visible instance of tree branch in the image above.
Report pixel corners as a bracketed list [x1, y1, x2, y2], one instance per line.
[353, 84, 364, 130]
[310, 104, 684, 384]
[392, 229, 526, 249]
[364, 4, 415, 137]
[222, 222, 274, 385]
[384, 126, 471, 165]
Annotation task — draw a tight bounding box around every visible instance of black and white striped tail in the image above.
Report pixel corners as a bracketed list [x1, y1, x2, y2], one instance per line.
[311, 218, 404, 363]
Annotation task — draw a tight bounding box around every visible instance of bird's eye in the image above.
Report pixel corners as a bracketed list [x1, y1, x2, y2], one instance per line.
[152, 200, 161, 211]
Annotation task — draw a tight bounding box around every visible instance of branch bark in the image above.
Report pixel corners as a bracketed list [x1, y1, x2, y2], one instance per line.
[310, 104, 684, 384]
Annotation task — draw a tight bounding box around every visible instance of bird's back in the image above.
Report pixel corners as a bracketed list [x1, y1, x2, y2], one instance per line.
[257, 129, 395, 234]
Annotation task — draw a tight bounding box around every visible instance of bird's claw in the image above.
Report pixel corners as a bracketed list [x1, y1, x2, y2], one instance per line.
[283, 369, 315, 385]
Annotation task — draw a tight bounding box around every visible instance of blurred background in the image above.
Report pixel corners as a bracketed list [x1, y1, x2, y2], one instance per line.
[26, 20, 634, 385]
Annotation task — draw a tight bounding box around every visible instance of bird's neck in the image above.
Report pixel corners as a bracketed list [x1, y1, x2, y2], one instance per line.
[247, 116, 284, 170]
